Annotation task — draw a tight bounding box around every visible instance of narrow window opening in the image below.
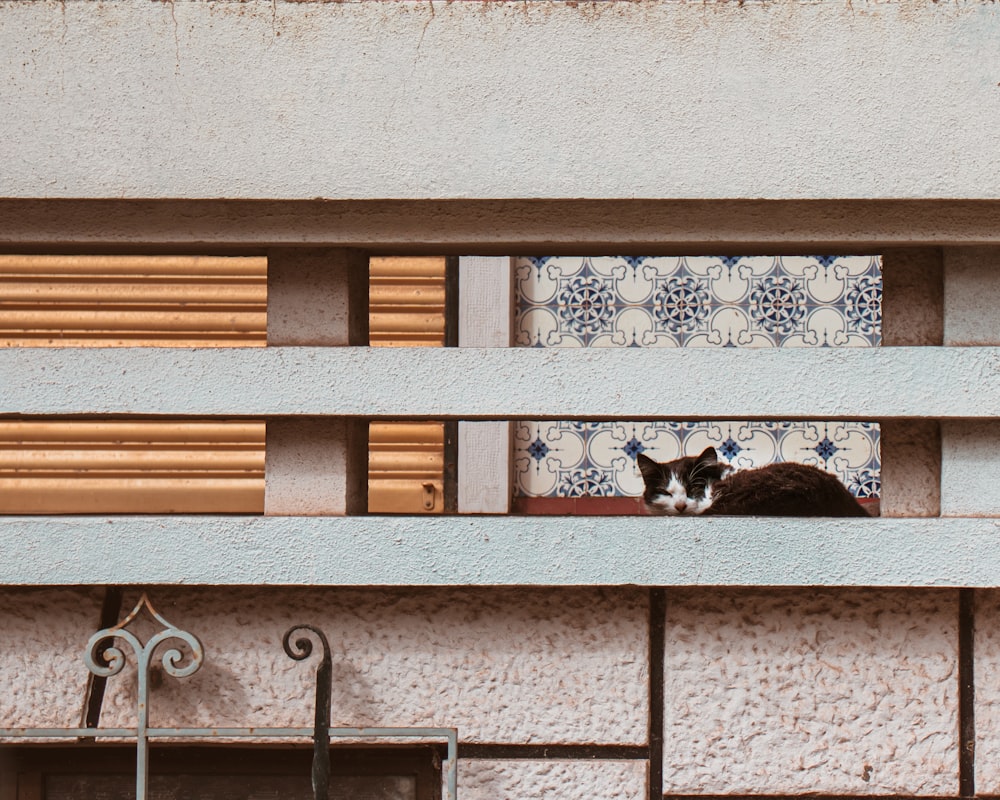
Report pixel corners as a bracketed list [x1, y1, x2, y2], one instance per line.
[512, 255, 882, 515]
[367, 256, 454, 514]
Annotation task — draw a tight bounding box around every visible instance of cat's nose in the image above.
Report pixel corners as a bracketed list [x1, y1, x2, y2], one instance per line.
[675, 500, 688, 513]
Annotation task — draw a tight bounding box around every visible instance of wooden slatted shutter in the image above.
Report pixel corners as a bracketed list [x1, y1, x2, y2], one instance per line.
[368, 257, 447, 513]
[0, 255, 266, 513]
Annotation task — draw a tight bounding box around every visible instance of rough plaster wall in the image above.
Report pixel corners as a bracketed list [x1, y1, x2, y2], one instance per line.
[663, 588, 958, 795]
[265, 419, 349, 515]
[2, 1, 999, 200]
[0, 587, 103, 728]
[879, 248, 942, 517]
[460, 760, 646, 800]
[944, 247, 1000, 346]
[879, 420, 940, 518]
[4, 347, 995, 420]
[973, 590, 1000, 793]
[882, 248, 944, 349]
[941, 421, 1000, 517]
[97, 587, 648, 745]
[940, 249, 1000, 517]
[266, 248, 352, 347]
[3, 198, 1000, 251]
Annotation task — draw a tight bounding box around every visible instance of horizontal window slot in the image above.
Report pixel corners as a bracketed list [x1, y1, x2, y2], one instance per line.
[0, 420, 264, 514]
[0, 255, 266, 348]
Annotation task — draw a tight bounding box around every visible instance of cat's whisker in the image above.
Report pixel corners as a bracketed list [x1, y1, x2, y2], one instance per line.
[687, 463, 711, 482]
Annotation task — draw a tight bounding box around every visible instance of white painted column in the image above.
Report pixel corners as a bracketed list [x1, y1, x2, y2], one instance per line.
[457, 256, 513, 514]
[265, 248, 368, 515]
[941, 247, 1000, 517]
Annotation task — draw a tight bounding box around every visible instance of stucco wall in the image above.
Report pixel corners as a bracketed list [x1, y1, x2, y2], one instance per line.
[1, 2, 997, 798]
[0, 586, 975, 797]
[2, 0, 998, 201]
[974, 589, 1000, 794]
[664, 588, 958, 795]
[461, 760, 647, 800]
[96, 587, 649, 745]
[0, 588, 103, 729]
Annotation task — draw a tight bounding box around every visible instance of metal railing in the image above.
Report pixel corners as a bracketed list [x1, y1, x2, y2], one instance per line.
[0, 593, 458, 800]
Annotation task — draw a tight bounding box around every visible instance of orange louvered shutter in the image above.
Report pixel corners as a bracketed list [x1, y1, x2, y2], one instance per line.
[0, 255, 266, 346]
[367, 257, 447, 513]
[0, 421, 264, 514]
[0, 255, 266, 513]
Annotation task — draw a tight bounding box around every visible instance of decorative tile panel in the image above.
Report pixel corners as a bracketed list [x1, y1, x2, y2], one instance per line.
[514, 256, 882, 499]
[515, 421, 880, 500]
[516, 256, 881, 349]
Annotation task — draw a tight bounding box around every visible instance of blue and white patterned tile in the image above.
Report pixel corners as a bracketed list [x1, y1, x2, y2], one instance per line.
[515, 255, 882, 349]
[514, 421, 881, 500]
[513, 255, 883, 500]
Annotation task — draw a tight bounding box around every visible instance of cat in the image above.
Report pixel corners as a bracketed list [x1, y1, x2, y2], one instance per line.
[636, 447, 870, 517]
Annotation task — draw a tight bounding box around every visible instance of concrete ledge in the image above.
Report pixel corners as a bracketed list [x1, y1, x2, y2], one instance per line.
[3, 515, 1000, 587]
[0, 346, 996, 420]
[4, 200, 1000, 250]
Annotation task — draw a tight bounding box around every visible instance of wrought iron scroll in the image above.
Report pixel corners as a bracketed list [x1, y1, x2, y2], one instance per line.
[0, 610, 457, 800]
[283, 624, 332, 800]
[83, 592, 204, 800]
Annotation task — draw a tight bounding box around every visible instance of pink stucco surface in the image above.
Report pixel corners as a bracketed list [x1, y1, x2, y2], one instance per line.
[0, 584, 972, 797]
[974, 589, 1000, 793]
[97, 587, 649, 745]
[664, 588, 959, 795]
[0, 587, 103, 729]
[460, 759, 647, 800]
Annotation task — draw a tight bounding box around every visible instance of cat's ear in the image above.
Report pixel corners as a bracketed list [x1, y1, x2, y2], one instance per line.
[697, 447, 719, 464]
[636, 453, 660, 482]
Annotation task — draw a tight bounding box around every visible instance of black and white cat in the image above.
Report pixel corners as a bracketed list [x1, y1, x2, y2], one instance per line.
[636, 447, 869, 517]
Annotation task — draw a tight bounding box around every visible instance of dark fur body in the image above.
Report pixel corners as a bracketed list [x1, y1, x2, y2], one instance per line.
[706, 461, 868, 516]
[637, 448, 869, 517]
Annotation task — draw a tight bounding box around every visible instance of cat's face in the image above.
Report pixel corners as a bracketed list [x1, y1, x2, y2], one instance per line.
[636, 447, 729, 516]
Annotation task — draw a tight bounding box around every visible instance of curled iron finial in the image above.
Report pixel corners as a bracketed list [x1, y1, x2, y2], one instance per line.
[84, 629, 132, 679]
[82, 593, 204, 800]
[283, 624, 331, 664]
[84, 593, 204, 680]
[283, 624, 333, 800]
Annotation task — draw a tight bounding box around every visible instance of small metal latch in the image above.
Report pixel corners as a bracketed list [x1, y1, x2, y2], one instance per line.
[421, 482, 436, 510]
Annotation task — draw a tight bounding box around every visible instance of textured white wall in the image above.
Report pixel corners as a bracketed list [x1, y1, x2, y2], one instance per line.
[664, 588, 959, 795]
[266, 249, 355, 347]
[265, 419, 350, 515]
[2, 0, 998, 201]
[945, 248, 1000, 347]
[941, 421, 1000, 517]
[2, 346, 997, 419]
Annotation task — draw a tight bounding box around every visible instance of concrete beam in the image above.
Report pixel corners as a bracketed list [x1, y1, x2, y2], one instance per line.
[0, 346, 996, 420]
[4, 200, 1000, 252]
[2, 515, 999, 587]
